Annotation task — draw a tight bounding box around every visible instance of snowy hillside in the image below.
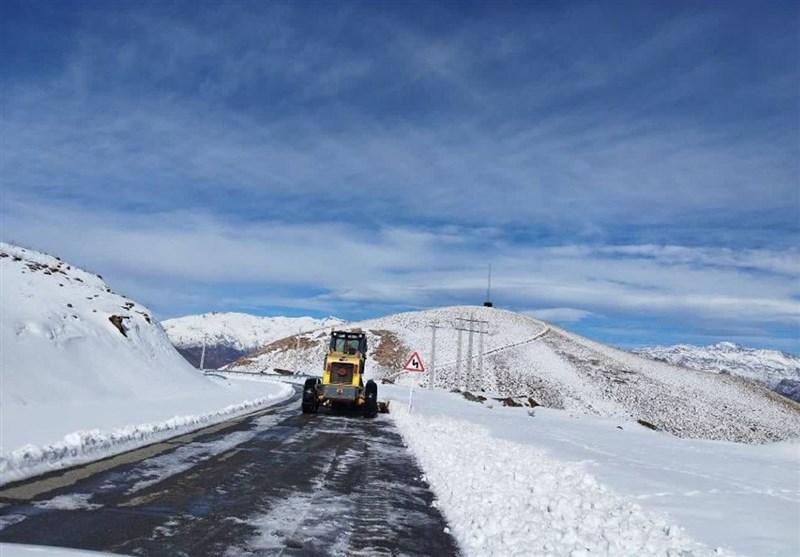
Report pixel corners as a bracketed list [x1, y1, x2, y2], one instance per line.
[0, 243, 292, 483]
[635, 342, 800, 402]
[0, 242, 213, 409]
[162, 312, 343, 369]
[229, 305, 800, 443]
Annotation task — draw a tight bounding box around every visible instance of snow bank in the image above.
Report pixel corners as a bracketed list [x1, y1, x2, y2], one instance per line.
[392, 404, 728, 557]
[384, 385, 799, 556]
[1, 382, 293, 485]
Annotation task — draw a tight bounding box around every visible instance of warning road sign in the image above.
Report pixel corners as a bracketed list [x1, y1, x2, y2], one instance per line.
[403, 352, 426, 372]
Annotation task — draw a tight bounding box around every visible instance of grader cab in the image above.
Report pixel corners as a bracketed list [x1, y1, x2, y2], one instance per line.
[301, 331, 384, 417]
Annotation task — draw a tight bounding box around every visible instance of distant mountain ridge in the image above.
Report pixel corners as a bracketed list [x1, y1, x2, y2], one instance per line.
[162, 312, 343, 369]
[634, 342, 800, 402]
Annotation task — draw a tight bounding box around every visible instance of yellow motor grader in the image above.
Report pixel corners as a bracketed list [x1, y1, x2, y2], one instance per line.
[301, 331, 386, 417]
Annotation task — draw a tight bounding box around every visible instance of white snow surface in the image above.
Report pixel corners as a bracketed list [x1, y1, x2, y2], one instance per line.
[386, 386, 800, 557]
[634, 341, 800, 390]
[0, 243, 293, 484]
[0, 544, 117, 557]
[230, 305, 800, 443]
[161, 312, 343, 351]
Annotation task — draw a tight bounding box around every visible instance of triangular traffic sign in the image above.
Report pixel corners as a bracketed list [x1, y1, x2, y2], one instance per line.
[403, 352, 426, 372]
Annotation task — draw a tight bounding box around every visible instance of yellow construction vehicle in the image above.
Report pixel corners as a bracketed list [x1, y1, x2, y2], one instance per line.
[302, 331, 382, 417]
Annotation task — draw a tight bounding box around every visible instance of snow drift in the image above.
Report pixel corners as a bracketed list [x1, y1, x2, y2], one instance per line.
[229, 305, 800, 443]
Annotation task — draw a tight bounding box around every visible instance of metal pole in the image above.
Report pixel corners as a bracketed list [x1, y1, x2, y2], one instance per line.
[199, 337, 206, 370]
[456, 328, 463, 389]
[478, 320, 484, 391]
[295, 328, 301, 374]
[466, 314, 474, 391]
[429, 325, 437, 390]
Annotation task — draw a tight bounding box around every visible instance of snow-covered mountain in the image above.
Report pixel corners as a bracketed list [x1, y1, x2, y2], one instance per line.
[228, 305, 800, 444]
[0, 242, 292, 481]
[634, 342, 800, 402]
[162, 312, 343, 369]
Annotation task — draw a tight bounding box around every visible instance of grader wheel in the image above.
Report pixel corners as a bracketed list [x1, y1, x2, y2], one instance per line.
[302, 377, 320, 414]
[364, 380, 378, 418]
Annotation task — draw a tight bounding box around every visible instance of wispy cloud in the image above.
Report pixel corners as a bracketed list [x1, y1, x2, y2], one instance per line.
[2, 2, 797, 238]
[3, 86, 795, 242]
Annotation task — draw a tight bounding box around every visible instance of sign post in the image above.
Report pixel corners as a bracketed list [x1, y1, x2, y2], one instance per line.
[403, 352, 426, 411]
[429, 324, 438, 390]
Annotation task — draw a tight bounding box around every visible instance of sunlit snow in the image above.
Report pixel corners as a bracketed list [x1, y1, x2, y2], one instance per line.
[0, 243, 293, 485]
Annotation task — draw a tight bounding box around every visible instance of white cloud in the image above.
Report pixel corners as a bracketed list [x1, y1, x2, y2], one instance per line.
[2, 199, 798, 331]
[523, 308, 595, 323]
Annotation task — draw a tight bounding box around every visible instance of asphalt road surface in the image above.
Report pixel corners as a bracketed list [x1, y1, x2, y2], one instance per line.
[0, 388, 460, 556]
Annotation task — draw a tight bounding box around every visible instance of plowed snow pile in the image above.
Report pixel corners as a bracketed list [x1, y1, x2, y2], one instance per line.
[230, 306, 800, 443]
[393, 405, 730, 557]
[0, 243, 292, 484]
[386, 387, 800, 556]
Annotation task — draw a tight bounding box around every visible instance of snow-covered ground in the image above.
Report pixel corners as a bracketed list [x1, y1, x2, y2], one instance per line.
[0, 243, 293, 485]
[0, 544, 116, 556]
[385, 385, 800, 557]
[230, 306, 800, 444]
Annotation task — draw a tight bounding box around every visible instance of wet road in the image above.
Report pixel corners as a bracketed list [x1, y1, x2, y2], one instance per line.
[0, 388, 460, 556]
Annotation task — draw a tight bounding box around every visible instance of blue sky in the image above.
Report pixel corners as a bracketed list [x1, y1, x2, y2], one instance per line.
[1, 1, 798, 351]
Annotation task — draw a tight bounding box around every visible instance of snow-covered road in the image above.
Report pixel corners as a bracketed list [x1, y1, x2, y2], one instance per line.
[0, 390, 458, 556]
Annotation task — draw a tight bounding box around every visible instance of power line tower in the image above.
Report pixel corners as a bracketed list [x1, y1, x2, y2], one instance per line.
[428, 322, 440, 389]
[456, 326, 463, 386]
[455, 314, 489, 391]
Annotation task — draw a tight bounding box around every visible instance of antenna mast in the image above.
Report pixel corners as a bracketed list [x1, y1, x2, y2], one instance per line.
[484, 263, 493, 308]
